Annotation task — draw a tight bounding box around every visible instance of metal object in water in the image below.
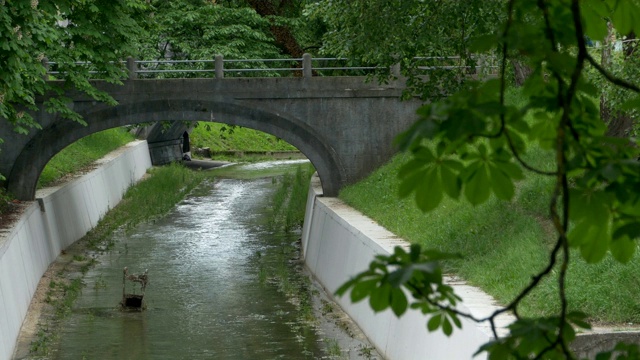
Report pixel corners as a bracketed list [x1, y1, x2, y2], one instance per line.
[121, 267, 148, 310]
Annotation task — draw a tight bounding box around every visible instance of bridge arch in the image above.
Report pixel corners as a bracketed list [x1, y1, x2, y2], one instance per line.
[7, 99, 346, 200]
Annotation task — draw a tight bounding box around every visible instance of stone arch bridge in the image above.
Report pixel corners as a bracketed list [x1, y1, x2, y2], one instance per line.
[1, 76, 421, 200]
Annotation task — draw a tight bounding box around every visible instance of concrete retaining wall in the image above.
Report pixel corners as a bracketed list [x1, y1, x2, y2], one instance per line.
[0, 140, 152, 360]
[301, 174, 513, 360]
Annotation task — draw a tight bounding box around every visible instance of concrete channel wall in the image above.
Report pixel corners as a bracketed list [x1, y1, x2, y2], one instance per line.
[301, 174, 513, 360]
[0, 140, 152, 360]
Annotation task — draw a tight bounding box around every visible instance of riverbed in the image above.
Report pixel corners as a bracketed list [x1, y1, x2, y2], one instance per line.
[14, 160, 379, 359]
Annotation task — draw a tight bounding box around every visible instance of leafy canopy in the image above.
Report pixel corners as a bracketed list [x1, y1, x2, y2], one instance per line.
[0, 0, 148, 134]
[140, 0, 282, 61]
[306, 0, 502, 98]
[334, 0, 640, 359]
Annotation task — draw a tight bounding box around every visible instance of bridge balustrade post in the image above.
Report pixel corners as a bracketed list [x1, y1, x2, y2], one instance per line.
[215, 55, 224, 79]
[302, 53, 312, 78]
[127, 57, 137, 80]
[41, 57, 49, 80]
[390, 62, 401, 78]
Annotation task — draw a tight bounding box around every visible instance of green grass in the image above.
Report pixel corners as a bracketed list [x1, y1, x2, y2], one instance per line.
[323, 338, 344, 359]
[83, 163, 208, 250]
[190, 122, 298, 152]
[269, 163, 315, 231]
[1, 127, 134, 214]
[257, 162, 337, 355]
[38, 128, 135, 188]
[338, 89, 640, 325]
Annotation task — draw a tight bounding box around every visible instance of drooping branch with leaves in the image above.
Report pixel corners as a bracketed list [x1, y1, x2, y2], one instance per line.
[0, 0, 148, 135]
[335, 1, 640, 358]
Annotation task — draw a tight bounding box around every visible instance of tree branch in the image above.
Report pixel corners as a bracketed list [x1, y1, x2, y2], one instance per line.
[487, 235, 563, 321]
[504, 130, 557, 176]
[586, 54, 640, 93]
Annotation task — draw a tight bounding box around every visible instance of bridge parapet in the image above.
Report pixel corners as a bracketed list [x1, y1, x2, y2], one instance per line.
[43, 54, 498, 80]
[125, 54, 392, 79]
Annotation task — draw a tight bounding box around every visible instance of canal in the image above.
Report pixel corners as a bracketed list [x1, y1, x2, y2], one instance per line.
[36, 161, 370, 359]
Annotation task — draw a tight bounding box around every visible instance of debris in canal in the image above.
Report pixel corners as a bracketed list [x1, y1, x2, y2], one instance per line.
[121, 267, 148, 310]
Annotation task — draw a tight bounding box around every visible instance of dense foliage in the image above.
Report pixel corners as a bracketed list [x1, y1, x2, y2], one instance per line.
[306, 0, 502, 98]
[139, 1, 282, 61]
[336, 1, 640, 359]
[132, 0, 324, 76]
[0, 0, 147, 139]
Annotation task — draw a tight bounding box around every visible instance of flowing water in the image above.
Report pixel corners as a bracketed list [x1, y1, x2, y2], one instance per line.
[52, 161, 328, 359]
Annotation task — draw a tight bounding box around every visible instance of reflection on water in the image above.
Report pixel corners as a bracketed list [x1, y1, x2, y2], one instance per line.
[55, 167, 323, 359]
[238, 159, 310, 171]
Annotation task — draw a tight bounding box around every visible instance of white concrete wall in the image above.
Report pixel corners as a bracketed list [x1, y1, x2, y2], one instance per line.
[301, 174, 513, 360]
[0, 140, 152, 360]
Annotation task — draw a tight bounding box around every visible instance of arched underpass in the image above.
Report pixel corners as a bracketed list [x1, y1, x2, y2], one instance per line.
[1, 77, 421, 200]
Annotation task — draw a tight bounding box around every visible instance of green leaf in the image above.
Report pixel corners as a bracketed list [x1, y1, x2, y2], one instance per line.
[621, 95, 640, 111]
[442, 317, 453, 336]
[464, 164, 491, 206]
[427, 313, 442, 332]
[568, 220, 592, 247]
[570, 189, 611, 222]
[388, 267, 414, 288]
[351, 279, 378, 303]
[414, 146, 436, 161]
[613, 222, 640, 241]
[415, 167, 444, 212]
[567, 311, 592, 330]
[579, 221, 611, 263]
[489, 164, 515, 200]
[581, 0, 610, 40]
[335, 277, 359, 297]
[568, 188, 615, 263]
[409, 243, 422, 262]
[610, 0, 640, 35]
[470, 34, 498, 52]
[450, 313, 462, 329]
[369, 283, 391, 312]
[499, 161, 524, 180]
[398, 158, 424, 178]
[399, 169, 425, 199]
[390, 288, 408, 317]
[412, 262, 440, 279]
[395, 118, 438, 151]
[440, 164, 461, 199]
[610, 236, 636, 263]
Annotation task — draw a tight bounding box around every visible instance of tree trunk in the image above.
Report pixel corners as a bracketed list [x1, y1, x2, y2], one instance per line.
[605, 112, 634, 137]
[600, 23, 635, 137]
[511, 58, 533, 86]
[247, 0, 304, 58]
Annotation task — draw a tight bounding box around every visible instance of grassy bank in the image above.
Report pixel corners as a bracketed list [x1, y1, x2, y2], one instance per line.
[262, 162, 373, 359]
[0, 128, 134, 214]
[190, 122, 298, 153]
[261, 162, 316, 319]
[269, 162, 316, 231]
[339, 94, 640, 325]
[38, 128, 135, 188]
[82, 163, 208, 249]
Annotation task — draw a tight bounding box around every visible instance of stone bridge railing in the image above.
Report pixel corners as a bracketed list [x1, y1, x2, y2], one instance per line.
[42, 54, 499, 80]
